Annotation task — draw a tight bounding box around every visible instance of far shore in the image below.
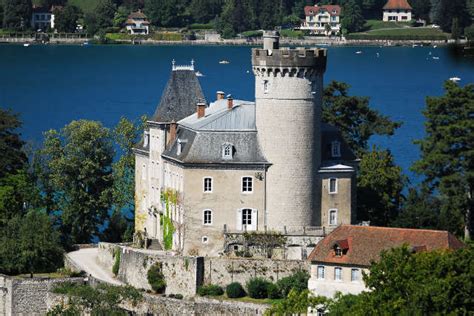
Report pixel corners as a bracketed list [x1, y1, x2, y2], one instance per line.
[0, 35, 456, 47]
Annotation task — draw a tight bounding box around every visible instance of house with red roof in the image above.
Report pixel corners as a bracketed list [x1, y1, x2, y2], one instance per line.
[383, 0, 412, 22]
[307, 225, 464, 297]
[300, 4, 342, 36]
[125, 11, 150, 35]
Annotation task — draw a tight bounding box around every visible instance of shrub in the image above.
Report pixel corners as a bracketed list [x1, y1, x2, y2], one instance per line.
[226, 282, 246, 298]
[276, 271, 310, 297]
[246, 278, 271, 299]
[198, 284, 224, 296]
[112, 248, 120, 276]
[267, 283, 282, 299]
[147, 262, 166, 293]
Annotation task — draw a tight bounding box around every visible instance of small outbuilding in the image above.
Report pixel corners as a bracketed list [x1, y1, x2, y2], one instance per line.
[307, 225, 464, 298]
[382, 0, 412, 22]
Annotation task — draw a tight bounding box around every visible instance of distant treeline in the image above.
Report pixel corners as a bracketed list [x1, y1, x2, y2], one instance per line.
[1, 0, 474, 36]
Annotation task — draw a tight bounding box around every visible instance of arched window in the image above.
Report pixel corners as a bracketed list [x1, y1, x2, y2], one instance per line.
[203, 209, 212, 225]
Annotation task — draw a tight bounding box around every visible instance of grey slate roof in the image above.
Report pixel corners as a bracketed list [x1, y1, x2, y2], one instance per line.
[179, 99, 256, 131]
[151, 69, 206, 123]
[162, 100, 268, 166]
[321, 123, 357, 162]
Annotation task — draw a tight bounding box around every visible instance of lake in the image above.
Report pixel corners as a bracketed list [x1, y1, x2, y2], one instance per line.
[1, 44, 473, 183]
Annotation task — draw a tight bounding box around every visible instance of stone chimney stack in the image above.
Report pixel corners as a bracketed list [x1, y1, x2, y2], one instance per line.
[227, 95, 233, 110]
[216, 91, 225, 100]
[197, 102, 206, 118]
[169, 120, 177, 145]
[263, 30, 280, 51]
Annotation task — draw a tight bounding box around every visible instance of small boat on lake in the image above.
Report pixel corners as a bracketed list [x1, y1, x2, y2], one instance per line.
[355, 51, 362, 54]
[23, 43, 30, 47]
[449, 77, 461, 82]
[219, 60, 230, 64]
[195, 71, 204, 77]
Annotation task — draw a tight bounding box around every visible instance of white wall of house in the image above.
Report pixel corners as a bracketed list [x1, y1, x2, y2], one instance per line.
[126, 21, 149, 35]
[31, 12, 54, 30]
[308, 263, 367, 297]
[383, 9, 412, 22]
[300, 12, 341, 35]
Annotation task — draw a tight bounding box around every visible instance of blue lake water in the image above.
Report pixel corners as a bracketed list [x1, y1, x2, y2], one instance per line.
[1, 44, 473, 184]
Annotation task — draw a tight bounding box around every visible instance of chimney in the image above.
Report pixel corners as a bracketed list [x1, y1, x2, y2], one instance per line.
[197, 102, 206, 118]
[216, 91, 225, 100]
[227, 95, 233, 110]
[169, 120, 177, 145]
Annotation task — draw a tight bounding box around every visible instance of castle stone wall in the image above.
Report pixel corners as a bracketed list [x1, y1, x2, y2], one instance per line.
[0, 274, 82, 316]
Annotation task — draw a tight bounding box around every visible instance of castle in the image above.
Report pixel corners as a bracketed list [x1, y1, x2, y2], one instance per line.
[134, 32, 357, 259]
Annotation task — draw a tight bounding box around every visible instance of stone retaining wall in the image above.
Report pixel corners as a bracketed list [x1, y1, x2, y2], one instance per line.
[0, 274, 83, 316]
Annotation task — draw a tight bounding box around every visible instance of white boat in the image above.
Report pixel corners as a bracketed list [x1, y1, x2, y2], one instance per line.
[449, 77, 461, 82]
[219, 60, 230, 64]
[195, 71, 204, 77]
[355, 51, 362, 54]
[432, 56, 440, 60]
[23, 43, 30, 47]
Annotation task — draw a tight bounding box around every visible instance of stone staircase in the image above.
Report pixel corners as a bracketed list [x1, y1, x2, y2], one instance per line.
[147, 239, 163, 251]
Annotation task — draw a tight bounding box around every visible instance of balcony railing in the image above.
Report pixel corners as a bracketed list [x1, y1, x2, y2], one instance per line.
[223, 224, 337, 236]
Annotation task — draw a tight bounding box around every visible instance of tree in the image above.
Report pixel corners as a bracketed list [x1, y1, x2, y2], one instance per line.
[409, 0, 431, 22]
[391, 186, 441, 229]
[38, 0, 66, 8]
[413, 81, 474, 240]
[54, 5, 81, 33]
[451, 17, 461, 39]
[95, 0, 117, 30]
[341, 0, 365, 33]
[113, 5, 129, 28]
[144, 0, 187, 27]
[38, 120, 114, 244]
[216, 0, 251, 38]
[430, 0, 470, 32]
[0, 109, 27, 178]
[2, 0, 32, 30]
[84, 12, 99, 35]
[357, 147, 406, 226]
[465, 24, 474, 44]
[322, 81, 402, 156]
[189, 0, 223, 24]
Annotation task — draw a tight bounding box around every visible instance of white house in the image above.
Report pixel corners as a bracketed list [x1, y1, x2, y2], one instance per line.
[31, 6, 57, 31]
[300, 5, 342, 36]
[125, 11, 150, 35]
[382, 0, 412, 22]
[307, 225, 464, 298]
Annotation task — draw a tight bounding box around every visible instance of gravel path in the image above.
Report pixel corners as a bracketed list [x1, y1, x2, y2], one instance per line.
[67, 248, 123, 285]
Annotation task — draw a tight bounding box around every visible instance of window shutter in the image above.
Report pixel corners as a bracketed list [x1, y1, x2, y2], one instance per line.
[236, 209, 242, 231]
[251, 209, 258, 230]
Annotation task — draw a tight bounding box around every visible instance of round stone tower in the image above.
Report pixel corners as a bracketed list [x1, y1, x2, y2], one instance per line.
[252, 31, 327, 229]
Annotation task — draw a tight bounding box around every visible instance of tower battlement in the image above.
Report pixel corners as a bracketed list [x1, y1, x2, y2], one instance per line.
[252, 47, 327, 72]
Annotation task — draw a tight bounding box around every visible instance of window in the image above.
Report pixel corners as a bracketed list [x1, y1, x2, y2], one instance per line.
[202, 236, 209, 244]
[141, 164, 146, 180]
[263, 80, 269, 93]
[335, 246, 342, 257]
[242, 177, 253, 193]
[334, 267, 342, 281]
[331, 141, 341, 157]
[317, 266, 325, 279]
[177, 139, 182, 155]
[203, 209, 212, 225]
[329, 209, 337, 226]
[203, 177, 212, 193]
[329, 178, 337, 194]
[351, 268, 359, 282]
[242, 208, 252, 227]
[143, 131, 149, 147]
[222, 143, 233, 159]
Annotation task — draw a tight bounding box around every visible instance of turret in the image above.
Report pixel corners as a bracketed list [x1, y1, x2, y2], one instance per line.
[252, 32, 327, 229]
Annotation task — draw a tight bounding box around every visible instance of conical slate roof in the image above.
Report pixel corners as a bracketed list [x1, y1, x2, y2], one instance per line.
[151, 69, 206, 123]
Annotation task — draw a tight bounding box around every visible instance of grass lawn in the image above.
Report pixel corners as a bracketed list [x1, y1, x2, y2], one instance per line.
[364, 19, 412, 31]
[348, 27, 450, 40]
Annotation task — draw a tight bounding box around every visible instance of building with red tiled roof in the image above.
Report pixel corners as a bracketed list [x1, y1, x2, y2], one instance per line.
[300, 4, 342, 36]
[383, 0, 412, 22]
[307, 225, 463, 297]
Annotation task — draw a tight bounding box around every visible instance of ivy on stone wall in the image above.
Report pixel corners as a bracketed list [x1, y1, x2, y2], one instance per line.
[160, 189, 178, 250]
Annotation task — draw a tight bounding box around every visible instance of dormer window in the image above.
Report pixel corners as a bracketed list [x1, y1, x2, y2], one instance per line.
[177, 139, 186, 155]
[331, 141, 341, 158]
[335, 246, 342, 257]
[222, 143, 233, 160]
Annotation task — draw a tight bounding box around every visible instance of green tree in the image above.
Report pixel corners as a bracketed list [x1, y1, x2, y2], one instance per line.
[216, 0, 251, 38]
[391, 186, 441, 229]
[265, 289, 329, 315]
[84, 12, 99, 35]
[2, 0, 32, 30]
[413, 81, 474, 240]
[54, 5, 81, 33]
[409, 0, 431, 22]
[341, 0, 365, 33]
[189, 0, 223, 24]
[144, 0, 187, 27]
[0, 109, 27, 178]
[95, 0, 117, 30]
[465, 24, 474, 43]
[113, 5, 129, 28]
[451, 17, 461, 39]
[430, 0, 470, 32]
[322, 81, 402, 156]
[357, 147, 406, 226]
[38, 120, 114, 244]
[0, 2, 4, 26]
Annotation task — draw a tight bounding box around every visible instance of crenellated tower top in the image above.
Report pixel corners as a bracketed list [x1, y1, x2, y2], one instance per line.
[252, 31, 327, 78]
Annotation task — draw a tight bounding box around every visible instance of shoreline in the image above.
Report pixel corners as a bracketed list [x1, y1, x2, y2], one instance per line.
[0, 36, 452, 47]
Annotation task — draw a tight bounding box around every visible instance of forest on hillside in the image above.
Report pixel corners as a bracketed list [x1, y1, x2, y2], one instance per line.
[1, 0, 474, 37]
